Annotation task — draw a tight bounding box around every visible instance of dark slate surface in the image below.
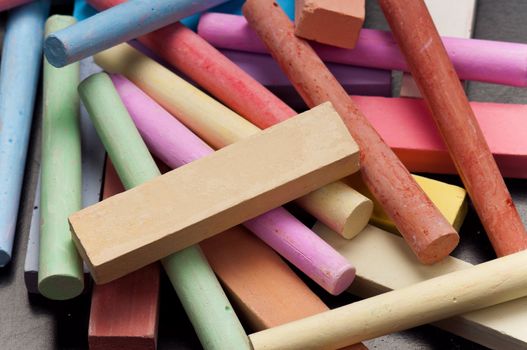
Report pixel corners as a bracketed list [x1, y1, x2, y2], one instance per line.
[1, 0, 526, 349]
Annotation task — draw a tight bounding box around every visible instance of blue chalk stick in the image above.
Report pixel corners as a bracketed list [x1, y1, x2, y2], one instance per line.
[181, 0, 294, 30]
[0, 0, 49, 267]
[44, 0, 230, 67]
[73, 0, 96, 21]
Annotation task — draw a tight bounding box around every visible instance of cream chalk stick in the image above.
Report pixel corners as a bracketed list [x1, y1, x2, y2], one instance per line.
[69, 102, 360, 284]
[248, 246, 527, 349]
[314, 222, 527, 349]
[94, 43, 373, 239]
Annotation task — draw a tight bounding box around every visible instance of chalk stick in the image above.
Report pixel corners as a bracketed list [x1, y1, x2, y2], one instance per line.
[242, 0, 458, 264]
[197, 12, 527, 87]
[73, 0, 96, 21]
[71, 83, 360, 284]
[352, 95, 527, 178]
[0, 0, 49, 267]
[89, 162, 160, 350]
[0, 0, 33, 12]
[94, 40, 373, 239]
[220, 49, 391, 109]
[379, 0, 527, 257]
[37, 15, 83, 301]
[400, 0, 476, 97]
[44, 0, 230, 67]
[112, 75, 356, 295]
[314, 222, 527, 350]
[23, 57, 104, 294]
[78, 73, 250, 350]
[249, 247, 527, 350]
[294, 0, 365, 49]
[346, 173, 468, 233]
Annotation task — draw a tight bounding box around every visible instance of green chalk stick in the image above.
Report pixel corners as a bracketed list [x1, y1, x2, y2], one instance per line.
[38, 15, 84, 300]
[78, 72, 250, 350]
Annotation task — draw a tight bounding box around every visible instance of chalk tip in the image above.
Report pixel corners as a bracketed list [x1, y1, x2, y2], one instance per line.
[0, 250, 11, 267]
[341, 199, 374, 239]
[329, 264, 356, 296]
[38, 274, 84, 300]
[418, 231, 460, 265]
[44, 34, 69, 68]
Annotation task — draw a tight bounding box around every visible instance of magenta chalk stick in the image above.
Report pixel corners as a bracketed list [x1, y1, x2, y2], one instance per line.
[197, 12, 527, 87]
[110, 74, 355, 295]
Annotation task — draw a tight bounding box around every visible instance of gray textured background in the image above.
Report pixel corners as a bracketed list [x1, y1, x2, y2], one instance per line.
[1, 0, 527, 349]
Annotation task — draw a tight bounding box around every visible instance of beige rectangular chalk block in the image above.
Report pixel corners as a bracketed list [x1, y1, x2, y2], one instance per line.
[400, 0, 477, 97]
[294, 0, 365, 49]
[70, 102, 360, 284]
[314, 222, 527, 349]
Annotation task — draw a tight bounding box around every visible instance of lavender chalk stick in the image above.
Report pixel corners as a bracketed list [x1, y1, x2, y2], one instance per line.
[198, 12, 527, 87]
[44, 0, 229, 67]
[111, 74, 356, 295]
[221, 49, 390, 109]
[0, 0, 49, 267]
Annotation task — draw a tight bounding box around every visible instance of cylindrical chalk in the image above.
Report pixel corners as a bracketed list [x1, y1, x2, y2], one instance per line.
[0, 0, 33, 12]
[38, 15, 84, 301]
[197, 12, 527, 87]
[78, 72, 251, 350]
[111, 74, 356, 295]
[44, 0, 229, 67]
[242, 0, 458, 264]
[91, 15, 373, 239]
[378, 0, 527, 257]
[249, 249, 527, 350]
[0, 0, 49, 266]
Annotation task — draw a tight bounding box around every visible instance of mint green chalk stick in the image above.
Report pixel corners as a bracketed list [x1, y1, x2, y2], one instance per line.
[38, 15, 84, 300]
[78, 72, 250, 350]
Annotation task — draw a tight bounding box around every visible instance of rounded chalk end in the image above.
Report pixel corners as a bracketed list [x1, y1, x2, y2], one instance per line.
[0, 250, 11, 267]
[341, 198, 374, 239]
[38, 274, 84, 300]
[329, 264, 356, 296]
[418, 231, 460, 265]
[44, 35, 69, 68]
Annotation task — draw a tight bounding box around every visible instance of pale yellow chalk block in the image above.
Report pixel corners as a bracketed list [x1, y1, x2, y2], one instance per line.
[70, 102, 360, 284]
[346, 173, 468, 232]
[315, 222, 527, 349]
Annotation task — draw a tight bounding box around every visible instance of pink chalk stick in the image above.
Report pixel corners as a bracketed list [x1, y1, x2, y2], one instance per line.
[0, 0, 32, 11]
[110, 74, 356, 295]
[221, 49, 391, 109]
[197, 12, 527, 87]
[353, 95, 527, 178]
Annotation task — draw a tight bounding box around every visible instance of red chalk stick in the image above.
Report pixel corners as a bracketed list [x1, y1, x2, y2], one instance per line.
[378, 0, 527, 257]
[88, 161, 160, 350]
[353, 96, 527, 178]
[242, 0, 458, 264]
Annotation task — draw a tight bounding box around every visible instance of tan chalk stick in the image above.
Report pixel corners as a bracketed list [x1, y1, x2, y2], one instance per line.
[248, 247, 527, 349]
[294, 0, 365, 49]
[69, 102, 360, 284]
[314, 222, 527, 349]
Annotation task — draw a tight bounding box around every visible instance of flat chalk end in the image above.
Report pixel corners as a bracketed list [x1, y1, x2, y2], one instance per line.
[38, 274, 84, 300]
[329, 264, 356, 296]
[44, 35, 69, 68]
[418, 232, 460, 265]
[341, 199, 374, 239]
[0, 250, 11, 267]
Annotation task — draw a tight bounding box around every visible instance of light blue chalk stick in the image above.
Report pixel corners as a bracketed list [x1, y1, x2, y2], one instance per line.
[0, 0, 50, 267]
[23, 57, 105, 293]
[73, 0, 96, 21]
[44, 0, 230, 67]
[181, 0, 294, 30]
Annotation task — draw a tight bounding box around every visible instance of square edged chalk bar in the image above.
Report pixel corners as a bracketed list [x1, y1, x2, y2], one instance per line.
[70, 102, 360, 284]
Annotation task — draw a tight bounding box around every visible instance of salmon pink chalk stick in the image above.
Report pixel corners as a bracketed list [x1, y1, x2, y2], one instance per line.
[197, 12, 527, 87]
[378, 0, 527, 257]
[111, 74, 356, 295]
[242, 0, 458, 264]
[353, 96, 527, 179]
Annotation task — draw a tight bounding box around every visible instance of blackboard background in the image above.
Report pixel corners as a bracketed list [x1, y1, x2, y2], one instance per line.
[1, 0, 526, 349]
